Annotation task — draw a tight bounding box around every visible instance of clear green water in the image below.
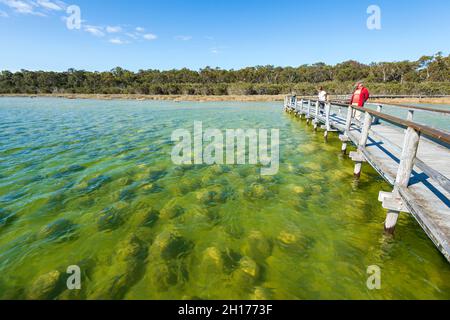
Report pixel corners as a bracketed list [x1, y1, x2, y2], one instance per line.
[0, 97, 449, 300]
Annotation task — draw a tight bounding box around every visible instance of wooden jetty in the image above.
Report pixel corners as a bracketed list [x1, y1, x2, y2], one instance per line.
[284, 95, 450, 262]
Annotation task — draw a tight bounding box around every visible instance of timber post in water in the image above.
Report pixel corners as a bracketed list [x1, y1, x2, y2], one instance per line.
[283, 95, 450, 263]
[306, 100, 312, 124]
[339, 106, 354, 155]
[313, 101, 320, 131]
[350, 111, 373, 179]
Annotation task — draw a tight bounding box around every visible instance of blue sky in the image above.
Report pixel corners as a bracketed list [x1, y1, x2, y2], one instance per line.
[0, 0, 449, 71]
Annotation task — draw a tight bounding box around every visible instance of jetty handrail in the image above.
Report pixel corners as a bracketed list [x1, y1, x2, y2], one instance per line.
[368, 102, 450, 115]
[286, 96, 450, 191]
[303, 98, 450, 145]
[333, 99, 450, 115]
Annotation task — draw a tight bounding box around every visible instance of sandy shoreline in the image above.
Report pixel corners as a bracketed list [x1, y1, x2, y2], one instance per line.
[1, 94, 450, 105]
[0, 93, 286, 102]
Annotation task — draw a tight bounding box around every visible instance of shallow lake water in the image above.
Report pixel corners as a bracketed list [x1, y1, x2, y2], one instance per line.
[0, 98, 449, 300]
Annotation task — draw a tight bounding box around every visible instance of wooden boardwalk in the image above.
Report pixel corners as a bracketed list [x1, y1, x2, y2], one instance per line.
[284, 96, 450, 262]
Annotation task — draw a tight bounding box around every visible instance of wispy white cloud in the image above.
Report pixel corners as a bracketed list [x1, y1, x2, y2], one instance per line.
[106, 25, 122, 33]
[125, 32, 138, 40]
[0, 0, 36, 14]
[109, 38, 128, 45]
[84, 25, 105, 37]
[37, 0, 64, 11]
[1, 3, 163, 44]
[0, 0, 66, 15]
[143, 33, 157, 40]
[210, 46, 227, 54]
[175, 35, 192, 41]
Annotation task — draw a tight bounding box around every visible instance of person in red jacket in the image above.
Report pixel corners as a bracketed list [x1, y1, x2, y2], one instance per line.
[350, 82, 370, 120]
[350, 82, 370, 107]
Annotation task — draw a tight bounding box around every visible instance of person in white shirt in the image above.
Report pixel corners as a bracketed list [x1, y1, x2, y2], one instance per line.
[318, 86, 328, 114]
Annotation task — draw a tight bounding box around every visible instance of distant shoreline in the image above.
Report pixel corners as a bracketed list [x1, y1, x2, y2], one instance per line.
[1, 94, 450, 105]
[0, 93, 285, 102]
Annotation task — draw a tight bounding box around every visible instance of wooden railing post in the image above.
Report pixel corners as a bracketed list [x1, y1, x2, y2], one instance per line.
[383, 126, 420, 234]
[351, 111, 373, 178]
[313, 101, 320, 131]
[298, 99, 304, 116]
[306, 100, 311, 124]
[345, 106, 353, 133]
[324, 102, 331, 141]
[407, 110, 414, 121]
[339, 106, 353, 154]
[395, 126, 421, 189]
[373, 105, 382, 124]
[358, 111, 373, 148]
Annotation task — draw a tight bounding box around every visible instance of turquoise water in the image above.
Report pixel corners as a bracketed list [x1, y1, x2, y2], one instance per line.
[0, 97, 449, 300]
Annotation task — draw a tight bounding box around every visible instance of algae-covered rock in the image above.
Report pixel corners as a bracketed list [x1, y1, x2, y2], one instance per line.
[232, 256, 260, 286]
[38, 219, 77, 242]
[244, 183, 272, 200]
[116, 177, 135, 187]
[0, 277, 25, 299]
[150, 230, 193, 260]
[53, 165, 86, 179]
[239, 256, 259, 278]
[142, 183, 164, 194]
[27, 271, 63, 300]
[211, 165, 231, 175]
[237, 166, 256, 178]
[148, 170, 167, 183]
[91, 235, 148, 300]
[277, 231, 298, 246]
[205, 207, 221, 222]
[0, 208, 15, 228]
[116, 235, 147, 262]
[149, 262, 179, 292]
[135, 208, 160, 228]
[200, 247, 224, 273]
[160, 200, 185, 219]
[277, 230, 315, 253]
[251, 286, 273, 300]
[200, 172, 217, 186]
[196, 186, 235, 206]
[84, 175, 112, 193]
[223, 223, 245, 239]
[175, 179, 202, 195]
[97, 206, 125, 231]
[304, 162, 322, 172]
[242, 231, 272, 260]
[118, 185, 138, 202]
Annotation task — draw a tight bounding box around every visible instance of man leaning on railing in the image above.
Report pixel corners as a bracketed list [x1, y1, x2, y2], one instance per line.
[350, 81, 370, 121]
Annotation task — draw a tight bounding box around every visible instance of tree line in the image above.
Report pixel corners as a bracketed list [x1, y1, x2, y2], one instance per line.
[1, 53, 449, 96]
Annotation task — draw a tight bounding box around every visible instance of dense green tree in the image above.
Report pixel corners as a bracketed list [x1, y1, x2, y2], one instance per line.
[0, 53, 448, 95]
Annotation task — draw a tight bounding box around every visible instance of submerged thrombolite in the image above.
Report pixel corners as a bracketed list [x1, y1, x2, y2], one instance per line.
[0, 98, 449, 300]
